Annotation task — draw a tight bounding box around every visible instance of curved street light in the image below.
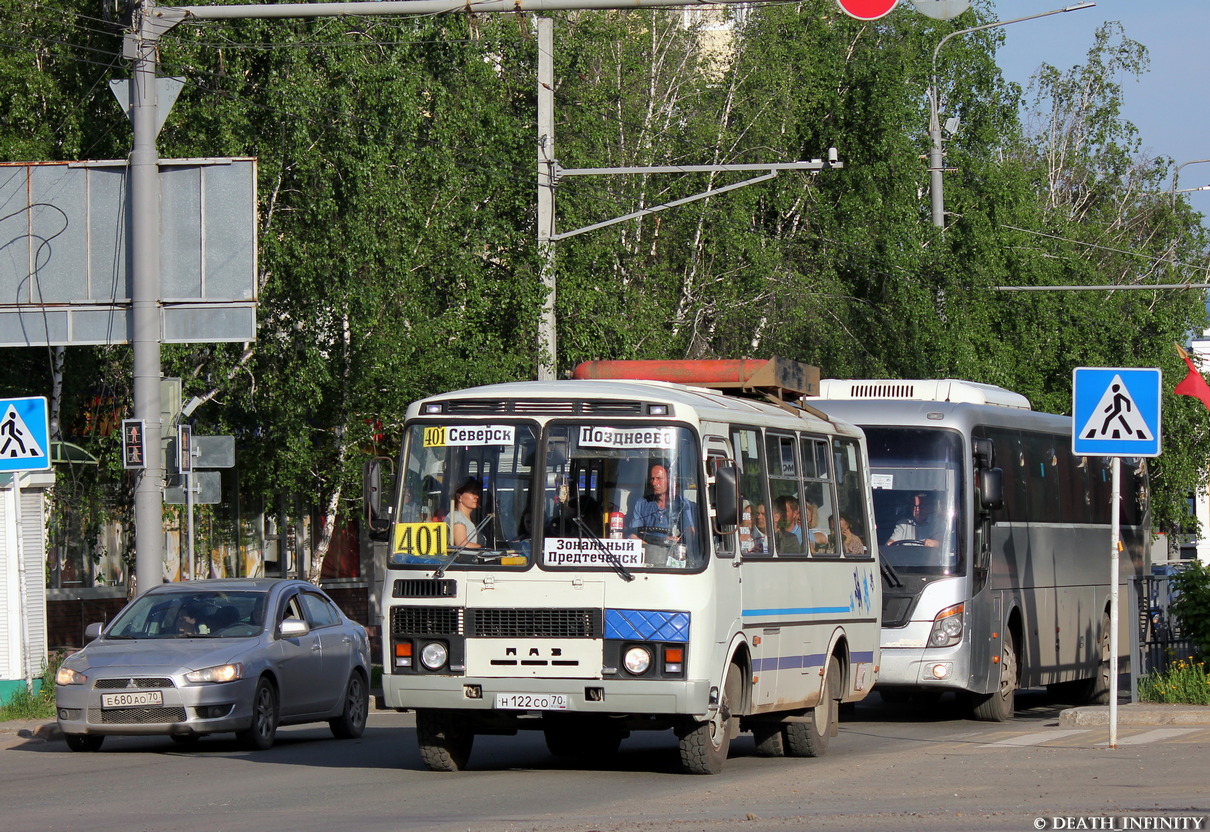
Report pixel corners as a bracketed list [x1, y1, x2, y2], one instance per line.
[1172, 159, 1210, 200]
[929, 2, 1097, 228]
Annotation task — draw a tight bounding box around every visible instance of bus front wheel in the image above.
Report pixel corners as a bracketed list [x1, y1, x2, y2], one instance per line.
[416, 709, 474, 772]
[972, 629, 1018, 722]
[677, 663, 742, 774]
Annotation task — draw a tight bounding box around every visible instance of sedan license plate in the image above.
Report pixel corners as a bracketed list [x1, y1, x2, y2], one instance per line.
[100, 690, 164, 709]
[494, 693, 569, 711]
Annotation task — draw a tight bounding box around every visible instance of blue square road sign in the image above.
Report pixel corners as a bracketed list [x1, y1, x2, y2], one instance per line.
[1072, 367, 1161, 457]
[0, 396, 51, 472]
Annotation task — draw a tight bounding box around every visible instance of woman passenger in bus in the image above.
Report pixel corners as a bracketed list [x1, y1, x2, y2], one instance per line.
[803, 501, 829, 552]
[840, 515, 866, 555]
[449, 477, 484, 549]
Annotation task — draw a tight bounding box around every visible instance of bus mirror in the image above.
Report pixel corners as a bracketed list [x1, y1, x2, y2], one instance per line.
[363, 457, 394, 540]
[713, 464, 740, 527]
[973, 438, 994, 470]
[980, 467, 1004, 511]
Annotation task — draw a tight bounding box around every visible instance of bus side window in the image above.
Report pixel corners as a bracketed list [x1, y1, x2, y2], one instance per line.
[833, 437, 872, 557]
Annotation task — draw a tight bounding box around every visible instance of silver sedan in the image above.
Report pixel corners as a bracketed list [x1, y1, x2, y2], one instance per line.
[55, 578, 371, 752]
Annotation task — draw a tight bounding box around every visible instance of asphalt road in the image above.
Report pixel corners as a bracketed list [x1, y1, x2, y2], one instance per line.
[3, 691, 1208, 832]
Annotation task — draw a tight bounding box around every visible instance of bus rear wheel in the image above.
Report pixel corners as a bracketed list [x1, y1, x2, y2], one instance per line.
[416, 709, 474, 772]
[972, 629, 1017, 722]
[677, 663, 741, 775]
[784, 655, 840, 758]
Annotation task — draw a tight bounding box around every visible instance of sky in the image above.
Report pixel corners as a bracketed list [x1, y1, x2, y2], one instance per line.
[986, 0, 1210, 199]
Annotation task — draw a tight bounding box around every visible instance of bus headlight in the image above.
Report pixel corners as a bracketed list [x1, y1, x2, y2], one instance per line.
[623, 646, 652, 675]
[420, 641, 449, 670]
[928, 603, 964, 648]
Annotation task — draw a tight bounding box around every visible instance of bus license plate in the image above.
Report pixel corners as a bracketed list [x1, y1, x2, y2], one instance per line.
[100, 690, 163, 709]
[494, 693, 569, 711]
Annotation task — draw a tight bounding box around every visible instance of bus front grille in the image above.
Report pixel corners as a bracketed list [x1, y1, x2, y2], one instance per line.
[467, 608, 602, 639]
[391, 606, 464, 635]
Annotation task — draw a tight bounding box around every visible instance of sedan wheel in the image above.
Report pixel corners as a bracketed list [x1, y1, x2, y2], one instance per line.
[65, 733, 104, 752]
[237, 678, 279, 750]
[329, 672, 369, 739]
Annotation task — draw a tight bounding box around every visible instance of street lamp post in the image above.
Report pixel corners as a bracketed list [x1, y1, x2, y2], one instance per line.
[1173, 159, 1210, 201]
[929, 2, 1096, 228]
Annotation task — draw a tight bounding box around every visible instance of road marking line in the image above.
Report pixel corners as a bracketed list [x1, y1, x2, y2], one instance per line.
[1097, 728, 1199, 746]
[980, 729, 1088, 747]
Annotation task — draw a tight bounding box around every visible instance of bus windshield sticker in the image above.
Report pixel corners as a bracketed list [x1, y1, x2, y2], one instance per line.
[394, 522, 449, 557]
[544, 537, 643, 567]
[423, 425, 515, 448]
[870, 473, 894, 490]
[578, 426, 675, 450]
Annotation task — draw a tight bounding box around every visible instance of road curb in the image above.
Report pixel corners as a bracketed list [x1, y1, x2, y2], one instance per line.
[1059, 703, 1210, 727]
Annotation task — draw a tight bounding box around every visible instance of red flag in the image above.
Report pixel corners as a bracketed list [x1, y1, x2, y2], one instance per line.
[1174, 343, 1210, 412]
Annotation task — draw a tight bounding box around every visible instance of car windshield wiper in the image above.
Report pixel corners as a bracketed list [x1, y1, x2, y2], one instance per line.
[435, 514, 495, 579]
[572, 517, 634, 583]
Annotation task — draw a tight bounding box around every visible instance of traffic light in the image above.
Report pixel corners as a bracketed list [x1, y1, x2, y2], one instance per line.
[122, 419, 146, 469]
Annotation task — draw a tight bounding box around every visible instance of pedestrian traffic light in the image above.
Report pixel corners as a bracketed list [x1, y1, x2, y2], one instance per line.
[122, 418, 146, 469]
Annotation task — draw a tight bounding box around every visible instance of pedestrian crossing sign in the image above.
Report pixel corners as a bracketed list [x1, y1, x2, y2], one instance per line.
[1072, 368, 1161, 457]
[0, 396, 50, 472]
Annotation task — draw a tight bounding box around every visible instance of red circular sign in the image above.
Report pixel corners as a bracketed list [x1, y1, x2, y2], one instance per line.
[836, 0, 899, 21]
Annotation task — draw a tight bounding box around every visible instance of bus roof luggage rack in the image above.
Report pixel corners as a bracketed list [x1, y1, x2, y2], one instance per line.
[571, 358, 820, 401]
[815, 378, 1031, 410]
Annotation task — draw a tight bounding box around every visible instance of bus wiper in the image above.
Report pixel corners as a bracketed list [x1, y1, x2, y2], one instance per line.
[435, 514, 495, 579]
[881, 557, 904, 588]
[572, 516, 634, 583]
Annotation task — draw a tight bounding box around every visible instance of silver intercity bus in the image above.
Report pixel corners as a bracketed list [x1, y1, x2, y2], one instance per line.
[365, 359, 881, 773]
[812, 379, 1149, 720]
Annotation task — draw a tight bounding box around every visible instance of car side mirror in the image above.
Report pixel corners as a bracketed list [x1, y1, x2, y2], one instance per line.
[280, 618, 310, 639]
[84, 622, 104, 643]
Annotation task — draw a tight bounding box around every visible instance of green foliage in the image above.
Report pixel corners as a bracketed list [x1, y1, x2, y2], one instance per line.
[1, 2, 1208, 573]
[1171, 562, 1210, 659]
[0, 652, 66, 722]
[1137, 657, 1210, 706]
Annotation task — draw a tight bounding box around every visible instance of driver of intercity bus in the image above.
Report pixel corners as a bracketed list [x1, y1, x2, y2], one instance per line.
[886, 492, 945, 547]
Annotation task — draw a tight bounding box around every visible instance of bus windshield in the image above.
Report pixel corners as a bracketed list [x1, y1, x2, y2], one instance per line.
[541, 424, 705, 571]
[862, 427, 965, 577]
[391, 422, 538, 569]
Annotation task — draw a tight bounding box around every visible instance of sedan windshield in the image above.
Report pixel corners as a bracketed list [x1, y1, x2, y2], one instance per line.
[107, 591, 267, 639]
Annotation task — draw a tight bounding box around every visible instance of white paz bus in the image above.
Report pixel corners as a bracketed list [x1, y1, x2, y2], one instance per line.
[811, 379, 1149, 720]
[365, 359, 881, 774]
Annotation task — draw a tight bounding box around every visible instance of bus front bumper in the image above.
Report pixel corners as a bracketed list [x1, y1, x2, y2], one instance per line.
[384, 675, 713, 719]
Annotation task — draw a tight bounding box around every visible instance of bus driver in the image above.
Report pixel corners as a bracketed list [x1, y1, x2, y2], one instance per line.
[625, 462, 697, 562]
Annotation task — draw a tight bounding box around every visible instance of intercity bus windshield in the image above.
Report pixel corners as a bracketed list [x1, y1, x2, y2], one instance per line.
[863, 427, 965, 578]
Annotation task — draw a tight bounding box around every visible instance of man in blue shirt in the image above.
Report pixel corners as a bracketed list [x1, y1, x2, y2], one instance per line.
[625, 463, 697, 561]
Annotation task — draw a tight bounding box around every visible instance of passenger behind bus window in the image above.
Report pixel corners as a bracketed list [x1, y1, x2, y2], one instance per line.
[774, 495, 803, 554]
[625, 462, 697, 553]
[449, 477, 484, 549]
[887, 492, 944, 547]
[750, 503, 770, 554]
[840, 515, 866, 555]
[804, 501, 829, 552]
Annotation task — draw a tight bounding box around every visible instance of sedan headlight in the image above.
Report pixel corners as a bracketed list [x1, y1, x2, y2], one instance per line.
[928, 604, 964, 648]
[185, 663, 243, 684]
[56, 666, 87, 686]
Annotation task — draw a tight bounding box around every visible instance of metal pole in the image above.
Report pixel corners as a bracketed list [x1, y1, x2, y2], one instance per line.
[131, 0, 165, 595]
[536, 16, 556, 381]
[1109, 456, 1121, 748]
[186, 469, 195, 579]
[928, 3, 1095, 228]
